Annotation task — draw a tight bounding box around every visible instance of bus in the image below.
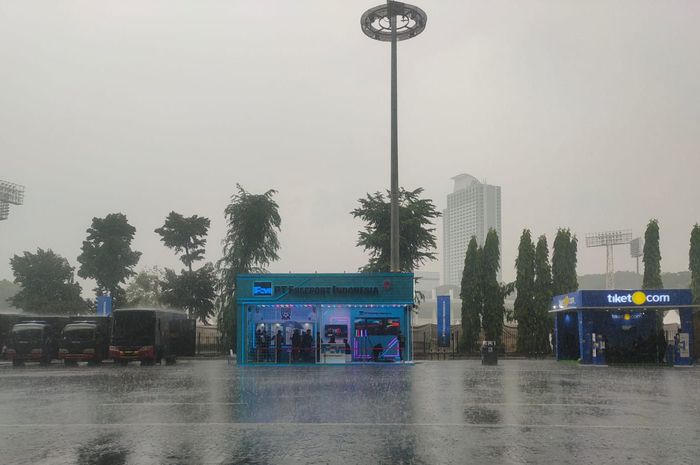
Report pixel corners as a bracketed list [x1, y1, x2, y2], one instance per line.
[109, 308, 195, 366]
[5, 317, 70, 366]
[58, 316, 111, 365]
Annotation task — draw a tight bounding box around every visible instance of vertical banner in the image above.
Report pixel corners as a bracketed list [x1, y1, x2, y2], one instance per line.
[96, 295, 112, 316]
[436, 295, 451, 347]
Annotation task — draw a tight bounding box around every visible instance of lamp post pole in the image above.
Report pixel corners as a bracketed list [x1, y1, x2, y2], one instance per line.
[361, 1, 427, 273]
[389, 6, 399, 272]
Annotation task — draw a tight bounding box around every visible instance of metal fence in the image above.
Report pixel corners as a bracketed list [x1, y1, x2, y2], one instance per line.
[412, 323, 519, 356]
[196, 325, 224, 355]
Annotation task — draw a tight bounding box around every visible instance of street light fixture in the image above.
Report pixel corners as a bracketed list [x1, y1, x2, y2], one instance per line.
[0, 180, 25, 221]
[361, 1, 427, 272]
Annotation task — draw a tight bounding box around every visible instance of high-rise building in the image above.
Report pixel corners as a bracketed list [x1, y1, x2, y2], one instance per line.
[443, 174, 502, 287]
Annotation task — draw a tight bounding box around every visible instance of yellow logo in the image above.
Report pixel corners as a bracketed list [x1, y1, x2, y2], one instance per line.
[623, 313, 631, 321]
[632, 291, 646, 305]
[562, 296, 569, 307]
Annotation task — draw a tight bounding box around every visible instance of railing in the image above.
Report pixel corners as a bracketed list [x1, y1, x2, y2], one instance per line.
[196, 327, 224, 355]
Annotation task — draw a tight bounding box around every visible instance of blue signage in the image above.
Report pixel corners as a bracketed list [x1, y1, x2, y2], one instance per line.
[253, 281, 273, 296]
[96, 295, 112, 316]
[437, 295, 450, 347]
[552, 289, 693, 311]
[237, 273, 414, 305]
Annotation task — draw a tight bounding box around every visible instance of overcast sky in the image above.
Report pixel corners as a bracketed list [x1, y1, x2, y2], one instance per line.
[1, 1, 699, 291]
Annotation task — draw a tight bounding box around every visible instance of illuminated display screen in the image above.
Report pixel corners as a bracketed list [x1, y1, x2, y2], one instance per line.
[325, 324, 348, 339]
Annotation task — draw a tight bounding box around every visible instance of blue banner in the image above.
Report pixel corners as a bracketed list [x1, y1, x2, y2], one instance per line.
[437, 295, 450, 347]
[96, 295, 112, 316]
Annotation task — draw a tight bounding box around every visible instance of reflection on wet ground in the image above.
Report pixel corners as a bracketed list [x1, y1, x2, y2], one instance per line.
[0, 360, 698, 464]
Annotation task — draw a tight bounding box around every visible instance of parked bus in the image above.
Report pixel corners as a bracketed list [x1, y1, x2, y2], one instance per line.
[58, 317, 111, 365]
[6, 318, 69, 366]
[1, 313, 25, 359]
[109, 308, 195, 366]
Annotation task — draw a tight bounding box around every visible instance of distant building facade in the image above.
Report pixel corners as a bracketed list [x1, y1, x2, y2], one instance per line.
[414, 271, 440, 301]
[443, 174, 502, 288]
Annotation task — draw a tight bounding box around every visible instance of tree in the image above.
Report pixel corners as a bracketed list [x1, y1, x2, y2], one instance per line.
[552, 228, 578, 296]
[480, 229, 504, 345]
[0, 279, 21, 311]
[161, 264, 217, 324]
[514, 230, 536, 354]
[460, 237, 482, 353]
[351, 187, 441, 272]
[217, 185, 282, 351]
[643, 219, 663, 289]
[690, 224, 700, 305]
[9, 248, 90, 314]
[77, 213, 141, 309]
[155, 211, 216, 323]
[533, 235, 553, 354]
[154, 212, 210, 272]
[125, 267, 164, 307]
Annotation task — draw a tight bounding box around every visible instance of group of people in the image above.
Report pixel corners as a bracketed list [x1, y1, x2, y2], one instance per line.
[254, 327, 317, 363]
[291, 328, 316, 363]
[254, 328, 284, 362]
[254, 326, 404, 363]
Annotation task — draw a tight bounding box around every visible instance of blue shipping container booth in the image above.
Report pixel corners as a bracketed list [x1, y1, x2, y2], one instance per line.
[236, 273, 414, 365]
[551, 289, 697, 366]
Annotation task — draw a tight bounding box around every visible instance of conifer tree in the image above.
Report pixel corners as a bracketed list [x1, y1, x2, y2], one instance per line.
[643, 219, 663, 289]
[460, 236, 482, 353]
[552, 228, 578, 295]
[514, 230, 536, 354]
[690, 224, 700, 306]
[481, 229, 505, 345]
[533, 235, 553, 354]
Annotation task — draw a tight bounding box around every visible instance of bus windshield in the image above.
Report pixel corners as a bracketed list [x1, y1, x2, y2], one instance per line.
[112, 311, 155, 346]
[12, 328, 43, 343]
[62, 327, 95, 341]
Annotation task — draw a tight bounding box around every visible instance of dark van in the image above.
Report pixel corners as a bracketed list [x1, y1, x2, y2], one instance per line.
[58, 318, 110, 365]
[109, 308, 194, 366]
[6, 322, 58, 366]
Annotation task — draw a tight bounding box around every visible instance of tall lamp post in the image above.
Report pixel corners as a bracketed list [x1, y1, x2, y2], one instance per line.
[361, 1, 427, 272]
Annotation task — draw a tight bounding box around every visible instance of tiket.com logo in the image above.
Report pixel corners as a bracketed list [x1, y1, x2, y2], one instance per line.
[558, 295, 575, 308]
[607, 291, 671, 305]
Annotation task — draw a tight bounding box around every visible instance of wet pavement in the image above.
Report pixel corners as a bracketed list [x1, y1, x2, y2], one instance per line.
[0, 359, 698, 465]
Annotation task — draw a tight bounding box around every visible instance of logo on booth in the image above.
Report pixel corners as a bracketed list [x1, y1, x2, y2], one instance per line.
[607, 291, 671, 305]
[253, 281, 273, 296]
[557, 295, 576, 308]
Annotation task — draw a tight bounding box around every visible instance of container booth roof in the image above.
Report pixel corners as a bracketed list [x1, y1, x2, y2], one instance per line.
[550, 289, 698, 313]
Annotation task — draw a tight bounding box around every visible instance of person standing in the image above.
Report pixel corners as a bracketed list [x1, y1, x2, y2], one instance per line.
[291, 329, 301, 363]
[344, 338, 352, 363]
[301, 329, 312, 363]
[275, 329, 284, 363]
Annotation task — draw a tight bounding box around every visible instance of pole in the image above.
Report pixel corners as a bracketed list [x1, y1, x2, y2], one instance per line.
[389, 1, 400, 272]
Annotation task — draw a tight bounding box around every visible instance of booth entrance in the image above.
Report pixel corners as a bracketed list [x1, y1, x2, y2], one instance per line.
[552, 289, 697, 366]
[236, 273, 414, 365]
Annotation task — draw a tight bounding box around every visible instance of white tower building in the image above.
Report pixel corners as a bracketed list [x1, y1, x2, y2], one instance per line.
[443, 174, 502, 287]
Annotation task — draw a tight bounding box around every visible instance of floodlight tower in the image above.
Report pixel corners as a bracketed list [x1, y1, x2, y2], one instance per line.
[361, 1, 427, 272]
[0, 180, 25, 221]
[585, 229, 633, 289]
[630, 237, 643, 275]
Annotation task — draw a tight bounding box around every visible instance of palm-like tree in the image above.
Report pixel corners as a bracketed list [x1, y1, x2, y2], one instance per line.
[216, 184, 282, 350]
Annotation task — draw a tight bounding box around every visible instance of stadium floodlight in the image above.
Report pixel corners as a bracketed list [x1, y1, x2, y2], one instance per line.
[361, 1, 427, 272]
[585, 229, 633, 289]
[630, 237, 644, 275]
[0, 180, 26, 221]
